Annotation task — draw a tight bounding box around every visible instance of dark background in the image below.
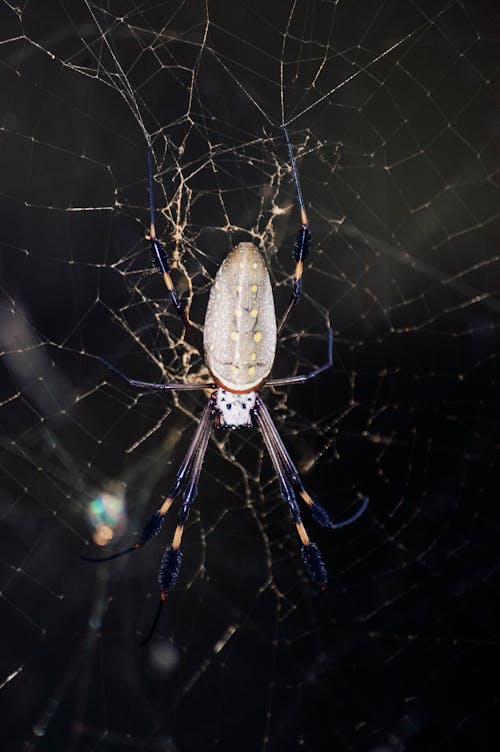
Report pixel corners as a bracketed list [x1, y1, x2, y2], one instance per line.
[1, 1, 499, 750]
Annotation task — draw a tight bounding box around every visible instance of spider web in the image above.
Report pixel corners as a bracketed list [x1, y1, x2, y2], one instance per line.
[1, 1, 499, 750]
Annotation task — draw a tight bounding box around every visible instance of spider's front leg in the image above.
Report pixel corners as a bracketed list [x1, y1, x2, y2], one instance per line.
[277, 127, 312, 334]
[147, 147, 205, 359]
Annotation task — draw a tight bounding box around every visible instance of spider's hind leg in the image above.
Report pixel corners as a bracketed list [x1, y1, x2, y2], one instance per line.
[82, 399, 214, 564]
[255, 395, 368, 531]
[253, 400, 328, 588]
[296, 521, 328, 589]
[300, 489, 369, 529]
[279, 473, 329, 589]
[140, 398, 213, 645]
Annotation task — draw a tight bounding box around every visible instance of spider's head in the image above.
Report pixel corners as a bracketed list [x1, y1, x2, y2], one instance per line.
[215, 389, 255, 428]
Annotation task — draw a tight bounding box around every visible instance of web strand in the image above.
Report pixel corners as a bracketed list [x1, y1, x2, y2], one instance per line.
[1, 2, 498, 750]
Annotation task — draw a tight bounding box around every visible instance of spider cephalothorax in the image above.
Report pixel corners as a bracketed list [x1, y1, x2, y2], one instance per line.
[215, 389, 256, 428]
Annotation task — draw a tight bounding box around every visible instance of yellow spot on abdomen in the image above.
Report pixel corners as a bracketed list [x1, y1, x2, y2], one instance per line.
[250, 309, 258, 318]
[231, 366, 238, 374]
[248, 366, 256, 376]
[234, 308, 242, 318]
[254, 332, 262, 343]
[251, 285, 257, 293]
[231, 331, 239, 342]
[250, 352, 257, 360]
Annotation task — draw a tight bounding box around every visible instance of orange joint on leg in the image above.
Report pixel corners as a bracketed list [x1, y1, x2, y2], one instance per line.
[296, 521, 310, 547]
[300, 208, 309, 226]
[172, 525, 183, 550]
[159, 496, 174, 516]
[162, 272, 175, 291]
[160, 591, 167, 602]
[294, 260, 304, 281]
[299, 490, 314, 508]
[150, 223, 156, 240]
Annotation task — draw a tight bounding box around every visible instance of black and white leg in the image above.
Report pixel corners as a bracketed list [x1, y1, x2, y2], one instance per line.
[265, 328, 333, 388]
[277, 127, 312, 334]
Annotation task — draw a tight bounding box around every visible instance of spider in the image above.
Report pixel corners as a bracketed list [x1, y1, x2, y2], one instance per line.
[84, 128, 368, 643]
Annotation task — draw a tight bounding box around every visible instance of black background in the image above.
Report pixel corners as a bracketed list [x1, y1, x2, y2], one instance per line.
[1, 2, 499, 751]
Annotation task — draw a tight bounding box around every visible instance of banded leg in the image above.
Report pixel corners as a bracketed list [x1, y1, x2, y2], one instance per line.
[277, 127, 312, 334]
[255, 395, 369, 528]
[265, 328, 333, 388]
[147, 147, 204, 359]
[140, 403, 213, 645]
[82, 398, 214, 563]
[253, 403, 327, 588]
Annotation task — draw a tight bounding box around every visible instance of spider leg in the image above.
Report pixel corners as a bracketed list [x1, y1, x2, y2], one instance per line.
[265, 328, 333, 387]
[253, 402, 327, 588]
[147, 147, 205, 359]
[277, 127, 312, 334]
[97, 356, 214, 391]
[82, 399, 214, 563]
[141, 399, 213, 645]
[255, 395, 368, 529]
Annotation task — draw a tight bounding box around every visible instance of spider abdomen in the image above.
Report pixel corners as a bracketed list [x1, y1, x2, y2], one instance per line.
[204, 242, 277, 392]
